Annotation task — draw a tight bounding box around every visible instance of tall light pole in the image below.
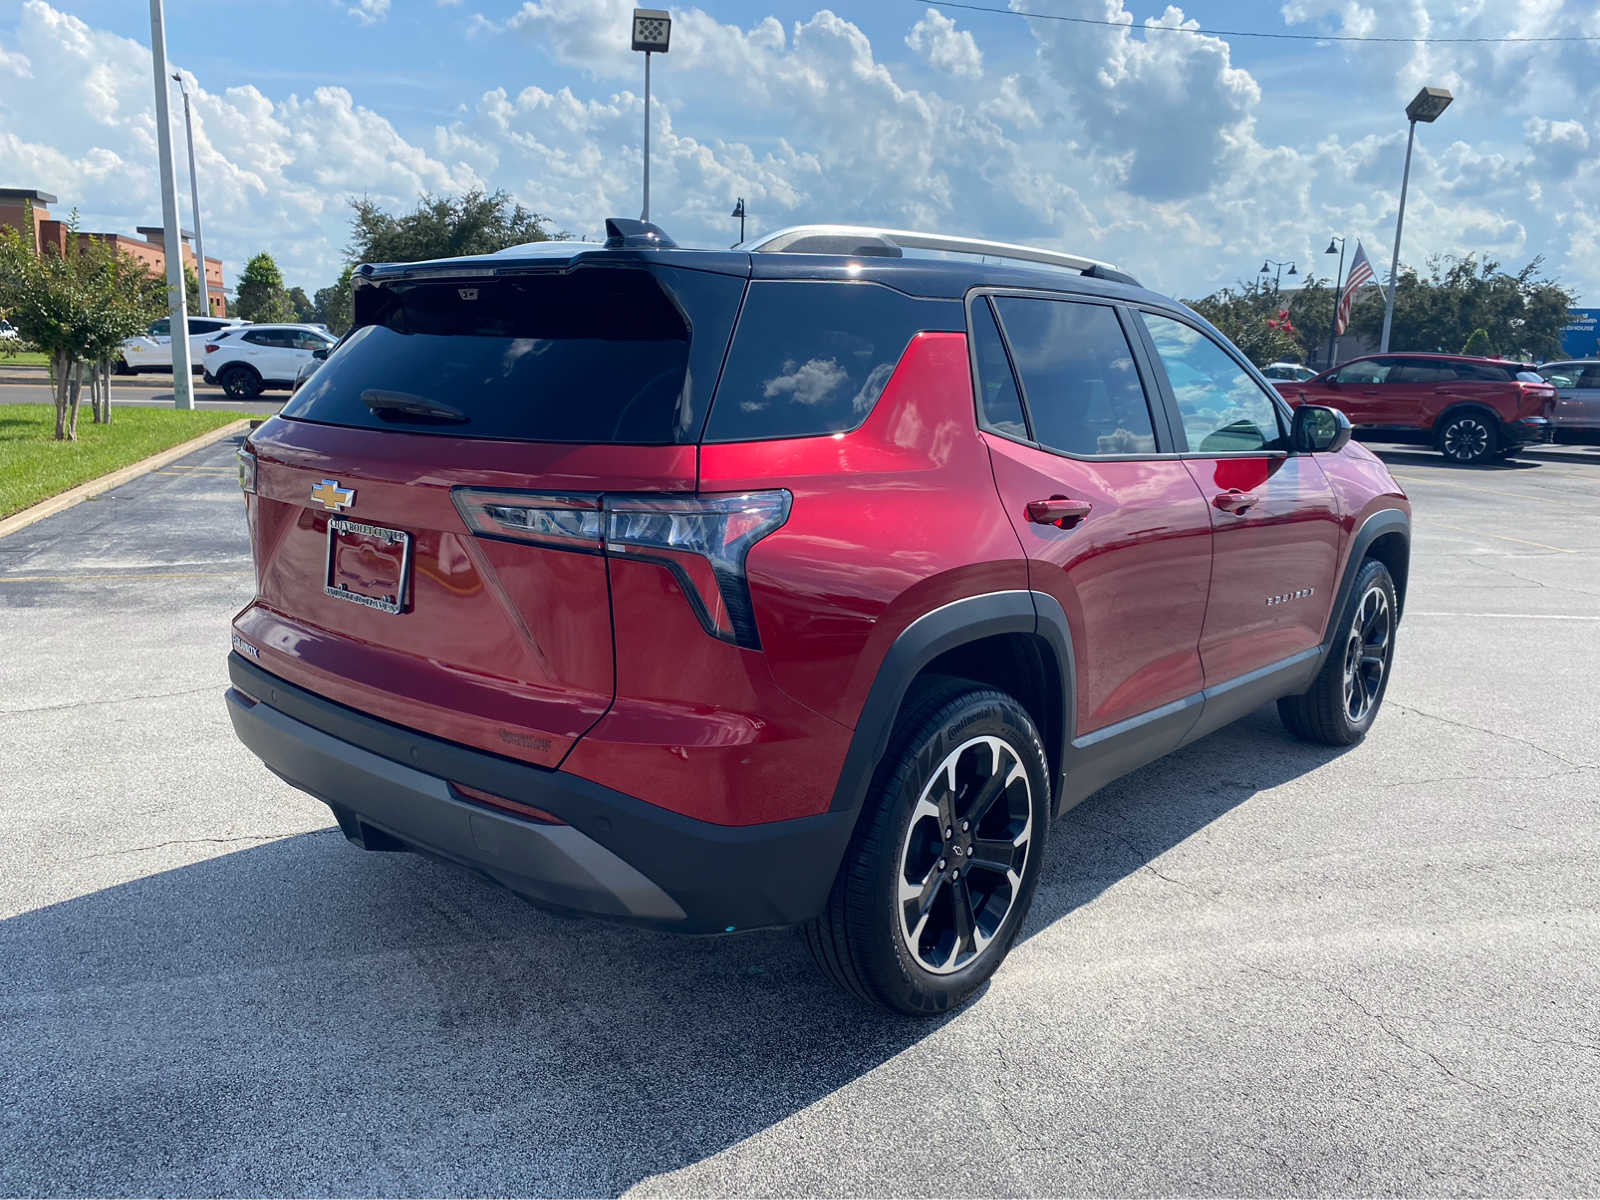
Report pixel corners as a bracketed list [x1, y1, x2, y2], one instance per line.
[171, 72, 211, 319]
[147, 0, 192, 409]
[631, 9, 671, 223]
[1381, 85, 1453, 353]
[1324, 235, 1346, 369]
[1260, 258, 1297, 299]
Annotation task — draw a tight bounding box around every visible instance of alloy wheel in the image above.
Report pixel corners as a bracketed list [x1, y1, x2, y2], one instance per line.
[896, 735, 1032, 975]
[1342, 585, 1392, 723]
[1443, 417, 1490, 462]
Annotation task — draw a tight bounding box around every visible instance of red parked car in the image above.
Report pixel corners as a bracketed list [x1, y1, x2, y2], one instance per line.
[1274, 352, 1555, 464]
[227, 220, 1410, 1013]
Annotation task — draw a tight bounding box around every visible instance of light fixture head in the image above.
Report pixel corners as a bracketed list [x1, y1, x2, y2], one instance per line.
[730, 197, 745, 218]
[1259, 261, 1270, 274]
[632, 8, 671, 53]
[1325, 238, 1340, 255]
[1287, 264, 1298, 276]
[1406, 86, 1453, 123]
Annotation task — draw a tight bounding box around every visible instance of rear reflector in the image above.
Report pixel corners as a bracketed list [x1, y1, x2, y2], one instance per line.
[452, 488, 791, 648]
[448, 781, 567, 825]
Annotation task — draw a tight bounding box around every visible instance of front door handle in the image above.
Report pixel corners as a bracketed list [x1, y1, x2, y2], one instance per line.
[1213, 489, 1259, 515]
[1026, 497, 1092, 528]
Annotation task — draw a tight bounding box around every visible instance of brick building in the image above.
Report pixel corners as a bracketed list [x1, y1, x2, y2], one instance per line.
[0, 187, 227, 316]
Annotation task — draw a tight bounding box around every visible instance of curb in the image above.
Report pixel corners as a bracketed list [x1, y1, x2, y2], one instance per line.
[0, 418, 251, 540]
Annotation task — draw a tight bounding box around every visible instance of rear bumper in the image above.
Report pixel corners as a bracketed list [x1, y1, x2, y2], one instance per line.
[1502, 416, 1552, 446]
[224, 654, 855, 933]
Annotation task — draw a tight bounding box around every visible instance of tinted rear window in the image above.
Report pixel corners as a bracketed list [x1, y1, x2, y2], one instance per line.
[281, 266, 741, 444]
[703, 281, 958, 442]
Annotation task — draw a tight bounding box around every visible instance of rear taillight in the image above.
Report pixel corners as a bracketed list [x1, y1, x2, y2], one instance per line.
[237, 448, 257, 494]
[452, 489, 791, 648]
[204, 342, 220, 354]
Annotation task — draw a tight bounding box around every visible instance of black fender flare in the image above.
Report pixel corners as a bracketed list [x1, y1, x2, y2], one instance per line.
[1318, 507, 1410, 661]
[826, 590, 1075, 818]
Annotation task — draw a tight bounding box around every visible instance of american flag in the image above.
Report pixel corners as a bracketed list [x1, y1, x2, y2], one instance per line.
[1336, 242, 1377, 335]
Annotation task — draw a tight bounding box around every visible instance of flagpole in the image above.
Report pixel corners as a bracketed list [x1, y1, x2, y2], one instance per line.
[1325, 237, 1347, 369]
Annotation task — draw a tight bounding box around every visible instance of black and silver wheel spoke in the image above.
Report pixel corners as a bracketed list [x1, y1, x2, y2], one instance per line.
[1342, 586, 1391, 723]
[897, 734, 1033, 975]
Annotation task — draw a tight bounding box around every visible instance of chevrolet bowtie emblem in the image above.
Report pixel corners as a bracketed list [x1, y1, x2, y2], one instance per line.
[310, 479, 355, 511]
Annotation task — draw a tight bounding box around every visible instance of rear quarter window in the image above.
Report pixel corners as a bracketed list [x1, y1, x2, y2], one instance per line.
[703, 281, 959, 442]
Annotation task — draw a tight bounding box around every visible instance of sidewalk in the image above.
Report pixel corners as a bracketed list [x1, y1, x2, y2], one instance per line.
[0, 364, 175, 388]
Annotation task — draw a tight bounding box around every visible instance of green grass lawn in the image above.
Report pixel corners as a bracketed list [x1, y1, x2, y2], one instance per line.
[0, 350, 52, 368]
[0, 403, 251, 518]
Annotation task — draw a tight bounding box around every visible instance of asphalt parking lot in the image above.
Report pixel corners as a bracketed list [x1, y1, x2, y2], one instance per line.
[2, 436, 1598, 1196]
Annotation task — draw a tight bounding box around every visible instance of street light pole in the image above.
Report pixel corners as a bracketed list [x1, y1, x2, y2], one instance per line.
[631, 9, 671, 223]
[1381, 86, 1453, 353]
[1325, 235, 1346, 369]
[1260, 258, 1296, 301]
[172, 73, 211, 319]
[641, 51, 651, 221]
[147, 0, 192, 409]
[1379, 121, 1416, 354]
[731, 197, 746, 244]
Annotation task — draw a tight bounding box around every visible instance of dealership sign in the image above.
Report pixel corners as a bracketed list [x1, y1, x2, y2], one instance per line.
[1560, 309, 1600, 358]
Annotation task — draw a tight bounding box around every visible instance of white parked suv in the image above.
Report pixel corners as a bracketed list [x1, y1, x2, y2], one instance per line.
[119, 315, 248, 374]
[202, 323, 336, 398]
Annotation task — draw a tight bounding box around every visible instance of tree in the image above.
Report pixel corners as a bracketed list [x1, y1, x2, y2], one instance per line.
[1347, 254, 1574, 360]
[1186, 277, 1310, 367]
[234, 251, 295, 322]
[0, 215, 163, 439]
[311, 266, 354, 335]
[287, 285, 315, 323]
[1461, 328, 1493, 356]
[346, 189, 557, 264]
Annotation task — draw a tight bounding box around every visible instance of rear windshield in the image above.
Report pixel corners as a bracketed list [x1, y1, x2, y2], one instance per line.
[280, 266, 741, 443]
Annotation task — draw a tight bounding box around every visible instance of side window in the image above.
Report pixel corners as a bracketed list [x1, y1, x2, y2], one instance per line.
[993, 297, 1157, 456]
[1579, 366, 1600, 389]
[188, 318, 219, 334]
[1450, 361, 1511, 382]
[148, 319, 170, 337]
[1141, 312, 1285, 454]
[1335, 359, 1392, 385]
[969, 298, 1028, 440]
[705, 281, 946, 442]
[1392, 359, 1453, 384]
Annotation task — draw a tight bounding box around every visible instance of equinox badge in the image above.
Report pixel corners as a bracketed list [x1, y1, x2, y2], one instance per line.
[311, 479, 355, 512]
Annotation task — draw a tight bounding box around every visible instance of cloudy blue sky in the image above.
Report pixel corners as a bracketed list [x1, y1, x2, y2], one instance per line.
[2, 0, 1596, 303]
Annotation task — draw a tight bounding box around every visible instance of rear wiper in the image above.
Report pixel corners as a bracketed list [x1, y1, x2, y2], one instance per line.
[361, 389, 468, 423]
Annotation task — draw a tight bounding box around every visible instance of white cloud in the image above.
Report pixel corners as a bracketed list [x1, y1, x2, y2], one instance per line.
[906, 8, 983, 80]
[0, 45, 31, 77]
[348, 0, 390, 24]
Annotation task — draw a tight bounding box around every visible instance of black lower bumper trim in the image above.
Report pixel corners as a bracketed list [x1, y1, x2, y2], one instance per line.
[225, 654, 857, 933]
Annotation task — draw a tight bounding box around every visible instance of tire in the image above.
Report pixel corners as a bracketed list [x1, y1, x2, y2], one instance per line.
[220, 364, 262, 399]
[113, 357, 132, 376]
[1278, 558, 1398, 746]
[803, 679, 1051, 1015]
[1437, 411, 1498, 464]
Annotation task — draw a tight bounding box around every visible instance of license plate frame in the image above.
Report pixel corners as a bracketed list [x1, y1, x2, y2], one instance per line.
[323, 517, 413, 615]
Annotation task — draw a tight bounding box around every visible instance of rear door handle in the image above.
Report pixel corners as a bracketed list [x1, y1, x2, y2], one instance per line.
[1026, 497, 1092, 528]
[1213, 489, 1259, 515]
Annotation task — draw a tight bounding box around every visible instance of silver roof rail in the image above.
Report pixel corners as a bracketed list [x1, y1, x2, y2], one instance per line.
[745, 224, 1124, 278]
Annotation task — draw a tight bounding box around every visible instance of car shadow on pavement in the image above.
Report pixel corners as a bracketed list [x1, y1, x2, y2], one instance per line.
[0, 708, 1348, 1197]
[1370, 447, 1541, 471]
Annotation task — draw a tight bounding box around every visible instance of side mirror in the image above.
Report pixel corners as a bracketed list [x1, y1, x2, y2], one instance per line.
[312, 347, 329, 361]
[1292, 404, 1352, 454]
[1323, 374, 1340, 388]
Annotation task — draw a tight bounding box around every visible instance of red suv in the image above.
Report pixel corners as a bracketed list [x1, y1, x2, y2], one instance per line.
[227, 220, 1410, 1013]
[1275, 352, 1555, 464]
